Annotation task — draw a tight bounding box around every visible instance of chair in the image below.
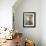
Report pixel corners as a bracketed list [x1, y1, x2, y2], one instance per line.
[25, 40, 35, 46]
[15, 33, 23, 46]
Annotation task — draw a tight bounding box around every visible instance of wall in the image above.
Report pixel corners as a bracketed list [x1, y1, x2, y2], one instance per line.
[41, 0, 46, 46]
[0, 0, 16, 30]
[13, 0, 42, 46]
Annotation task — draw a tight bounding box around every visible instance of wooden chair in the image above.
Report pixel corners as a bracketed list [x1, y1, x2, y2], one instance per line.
[25, 40, 35, 46]
[14, 33, 22, 46]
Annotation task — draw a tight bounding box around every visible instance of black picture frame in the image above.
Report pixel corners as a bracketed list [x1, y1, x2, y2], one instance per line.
[23, 12, 36, 28]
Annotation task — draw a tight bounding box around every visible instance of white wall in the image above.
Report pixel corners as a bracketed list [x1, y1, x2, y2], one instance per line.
[41, 0, 46, 46]
[0, 0, 16, 30]
[13, 0, 41, 46]
[13, 0, 46, 46]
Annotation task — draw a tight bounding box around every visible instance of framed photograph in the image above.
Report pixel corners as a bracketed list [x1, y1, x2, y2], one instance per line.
[23, 12, 36, 28]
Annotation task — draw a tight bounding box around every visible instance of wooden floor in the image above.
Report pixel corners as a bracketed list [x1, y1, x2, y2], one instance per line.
[0, 39, 16, 46]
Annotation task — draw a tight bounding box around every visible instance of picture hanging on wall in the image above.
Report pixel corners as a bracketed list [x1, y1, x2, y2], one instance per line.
[23, 12, 36, 28]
